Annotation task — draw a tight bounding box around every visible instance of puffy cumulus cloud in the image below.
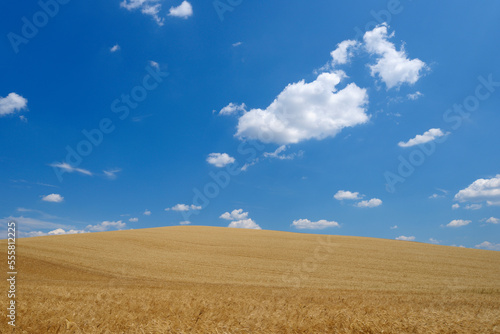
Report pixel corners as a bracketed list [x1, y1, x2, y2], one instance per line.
[330, 40, 360, 66]
[220, 209, 249, 221]
[207, 153, 235, 167]
[355, 198, 383, 208]
[396, 236, 415, 241]
[0, 93, 28, 116]
[334, 190, 362, 201]
[168, 1, 193, 19]
[228, 218, 261, 230]
[390, 225, 398, 229]
[485, 217, 499, 224]
[48, 228, 86, 235]
[446, 219, 471, 228]
[398, 128, 448, 148]
[292, 219, 340, 230]
[454, 175, 500, 203]
[50, 162, 92, 176]
[364, 24, 427, 89]
[218, 102, 247, 116]
[220, 209, 261, 229]
[143, 209, 151, 216]
[475, 241, 500, 251]
[120, 0, 164, 25]
[42, 193, 64, 203]
[429, 238, 440, 244]
[235, 71, 369, 145]
[452, 204, 460, 209]
[165, 204, 201, 211]
[86, 220, 126, 232]
[129, 217, 139, 222]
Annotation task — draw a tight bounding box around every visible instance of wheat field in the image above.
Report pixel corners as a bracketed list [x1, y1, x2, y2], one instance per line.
[1, 226, 499, 333]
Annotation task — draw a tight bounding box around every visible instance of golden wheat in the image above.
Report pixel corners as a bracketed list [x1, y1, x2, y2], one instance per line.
[1, 226, 499, 333]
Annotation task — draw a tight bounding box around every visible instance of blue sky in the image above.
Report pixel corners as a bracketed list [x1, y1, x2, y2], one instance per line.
[1, 0, 499, 250]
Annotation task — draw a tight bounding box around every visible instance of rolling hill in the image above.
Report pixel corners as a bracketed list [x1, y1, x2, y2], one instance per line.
[2, 226, 499, 333]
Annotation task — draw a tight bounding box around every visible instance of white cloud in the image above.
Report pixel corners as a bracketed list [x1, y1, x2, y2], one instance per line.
[168, 1, 193, 19]
[452, 204, 460, 209]
[235, 71, 369, 145]
[429, 238, 440, 244]
[103, 168, 121, 180]
[487, 200, 500, 206]
[0, 93, 28, 116]
[334, 190, 362, 201]
[120, 0, 164, 25]
[454, 174, 500, 203]
[166, 204, 189, 211]
[228, 218, 261, 230]
[475, 241, 500, 251]
[165, 204, 201, 212]
[396, 236, 415, 241]
[1, 216, 69, 231]
[398, 128, 448, 148]
[330, 40, 360, 66]
[19, 115, 28, 122]
[446, 219, 471, 228]
[485, 217, 499, 224]
[207, 153, 235, 168]
[355, 198, 383, 208]
[42, 193, 64, 203]
[18, 231, 48, 238]
[263, 145, 303, 160]
[364, 24, 427, 89]
[86, 220, 126, 232]
[232, 42, 242, 47]
[129, 217, 138, 222]
[50, 162, 92, 176]
[48, 228, 86, 235]
[149, 60, 160, 69]
[220, 209, 249, 221]
[179, 221, 191, 225]
[143, 209, 151, 216]
[110, 44, 120, 52]
[292, 219, 340, 230]
[220, 210, 261, 229]
[407, 91, 423, 100]
[464, 204, 482, 210]
[390, 225, 398, 229]
[218, 103, 247, 116]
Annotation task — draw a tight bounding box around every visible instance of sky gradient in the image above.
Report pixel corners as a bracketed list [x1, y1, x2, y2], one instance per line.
[1, 0, 499, 250]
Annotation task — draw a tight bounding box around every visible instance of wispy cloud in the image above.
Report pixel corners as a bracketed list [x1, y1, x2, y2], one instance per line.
[398, 128, 448, 148]
[110, 44, 120, 52]
[50, 162, 92, 176]
[103, 168, 122, 180]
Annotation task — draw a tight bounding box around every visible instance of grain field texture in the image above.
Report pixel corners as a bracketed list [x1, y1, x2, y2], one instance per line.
[1, 226, 499, 333]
